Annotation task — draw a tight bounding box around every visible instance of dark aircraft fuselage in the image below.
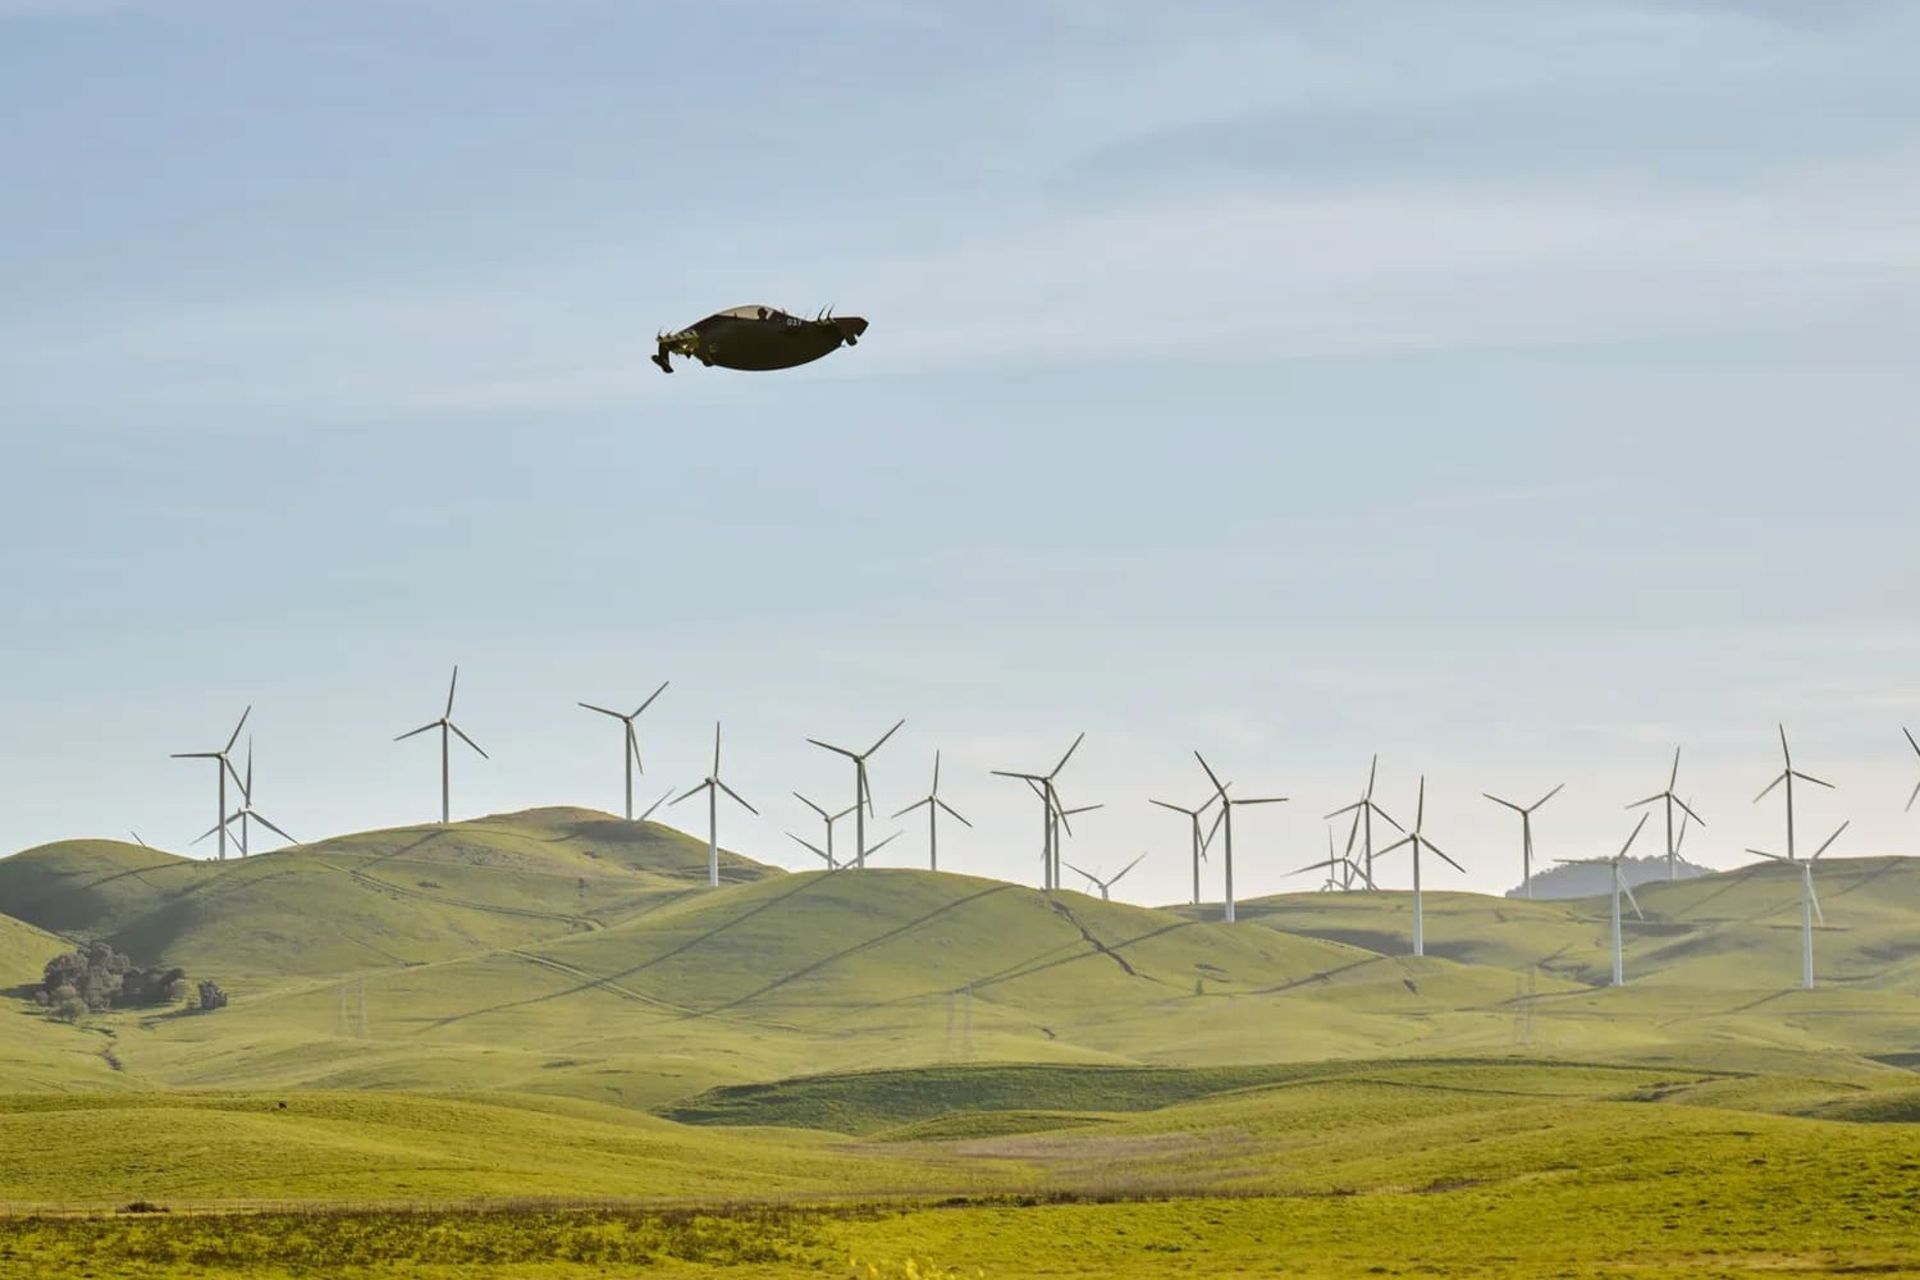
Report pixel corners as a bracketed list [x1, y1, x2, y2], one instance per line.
[653, 305, 868, 373]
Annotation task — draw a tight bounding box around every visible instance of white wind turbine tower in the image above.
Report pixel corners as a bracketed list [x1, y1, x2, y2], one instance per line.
[1627, 748, 1705, 881]
[807, 719, 904, 870]
[1194, 752, 1286, 924]
[394, 666, 488, 825]
[1063, 852, 1147, 902]
[892, 751, 972, 871]
[171, 706, 250, 861]
[671, 723, 757, 888]
[1325, 755, 1400, 890]
[1748, 820, 1847, 991]
[1754, 725, 1834, 864]
[993, 733, 1086, 891]
[1375, 776, 1462, 957]
[1149, 790, 1222, 906]
[577, 680, 668, 820]
[1557, 813, 1649, 988]
[1482, 782, 1563, 899]
[792, 792, 857, 871]
[193, 738, 297, 856]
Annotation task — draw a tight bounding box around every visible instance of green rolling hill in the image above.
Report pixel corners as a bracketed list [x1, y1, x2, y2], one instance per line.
[1, 808, 1918, 1228]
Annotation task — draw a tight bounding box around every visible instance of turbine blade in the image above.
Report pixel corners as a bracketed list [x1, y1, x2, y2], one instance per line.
[171, 751, 220, 759]
[1619, 812, 1650, 857]
[716, 779, 758, 815]
[448, 722, 489, 759]
[892, 797, 933, 818]
[1482, 793, 1524, 814]
[1531, 783, 1565, 810]
[1748, 849, 1785, 861]
[1811, 820, 1848, 861]
[792, 792, 829, 820]
[634, 680, 669, 717]
[1373, 805, 1406, 833]
[1906, 726, 1920, 760]
[394, 722, 438, 742]
[1061, 859, 1095, 883]
[1292, 857, 1340, 876]
[712, 722, 722, 775]
[865, 830, 902, 856]
[1669, 745, 1681, 791]
[787, 832, 829, 859]
[639, 789, 673, 821]
[1325, 801, 1365, 819]
[1429, 842, 1465, 874]
[1907, 778, 1920, 813]
[936, 798, 973, 828]
[225, 705, 252, 754]
[1193, 751, 1227, 796]
[1152, 799, 1197, 816]
[1622, 879, 1644, 921]
[1625, 793, 1664, 810]
[446, 666, 459, 717]
[251, 812, 296, 844]
[1377, 835, 1414, 856]
[932, 749, 941, 794]
[864, 718, 905, 757]
[808, 738, 859, 760]
[627, 723, 644, 774]
[1050, 732, 1086, 778]
[1111, 851, 1147, 883]
[1754, 773, 1784, 803]
[670, 781, 708, 806]
[1793, 771, 1835, 789]
[578, 703, 623, 720]
[1672, 795, 1706, 827]
[1238, 796, 1288, 806]
[1808, 873, 1824, 927]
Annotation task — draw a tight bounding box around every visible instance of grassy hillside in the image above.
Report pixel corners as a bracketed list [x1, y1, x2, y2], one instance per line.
[0, 809, 777, 982]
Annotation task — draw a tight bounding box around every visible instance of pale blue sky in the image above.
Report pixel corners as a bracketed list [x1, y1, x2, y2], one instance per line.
[3, 0, 1918, 901]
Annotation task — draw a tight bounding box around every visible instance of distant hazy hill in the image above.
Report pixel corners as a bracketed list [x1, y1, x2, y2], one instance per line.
[1513, 853, 1712, 899]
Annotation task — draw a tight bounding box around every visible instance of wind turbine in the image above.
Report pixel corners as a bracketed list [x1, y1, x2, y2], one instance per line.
[1063, 851, 1147, 902]
[1150, 790, 1223, 906]
[671, 723, 757, 888]
[577, 680, 668, 820]
[1050, 799, 1103, 885]
[171, 706, 250, 860]
[1291, 825, 1360, 892]
[1194, 752, 1287, 924]
[193, 738, 296, 857]
[1325, 755, 1400, 890]
[1482, 782, 1564, 899]
[1557, 813, 1648, 988]
[1749, 820, 1847, 991]
[1754, 725, 1834, 864]
[1627, 748, 1704, 881]
[807, 719, 904, 870]
[793, 791, 857, 869]
[892, 751, 972, 871]
[1375, 776, 1461, 957]
[993, 733, 1086, 891]
[394, 666, 488, 825]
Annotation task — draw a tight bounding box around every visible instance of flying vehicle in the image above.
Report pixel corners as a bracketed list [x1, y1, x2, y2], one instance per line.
[652, 305, 868, 373]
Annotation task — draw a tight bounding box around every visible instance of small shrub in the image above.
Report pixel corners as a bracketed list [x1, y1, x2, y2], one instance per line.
[197, 980, 229, 1012]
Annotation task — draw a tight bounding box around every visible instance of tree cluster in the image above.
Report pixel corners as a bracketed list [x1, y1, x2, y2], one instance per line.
[36, 941, 193, 1020]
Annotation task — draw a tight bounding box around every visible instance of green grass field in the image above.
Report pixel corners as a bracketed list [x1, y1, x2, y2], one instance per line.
[2, 808, 1917, 1275]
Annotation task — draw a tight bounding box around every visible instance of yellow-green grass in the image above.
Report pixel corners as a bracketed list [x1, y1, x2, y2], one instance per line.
[1, 1064, 1917, 1275]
